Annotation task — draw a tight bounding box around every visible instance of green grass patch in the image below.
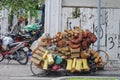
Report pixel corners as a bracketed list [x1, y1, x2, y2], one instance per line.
[61, 78, 118, 80]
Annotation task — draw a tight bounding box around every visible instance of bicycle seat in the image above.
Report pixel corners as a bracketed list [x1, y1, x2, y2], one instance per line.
[8, 42, 21, 48]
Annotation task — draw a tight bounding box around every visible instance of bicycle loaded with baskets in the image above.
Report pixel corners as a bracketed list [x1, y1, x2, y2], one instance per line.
[30, 27, 109, 76]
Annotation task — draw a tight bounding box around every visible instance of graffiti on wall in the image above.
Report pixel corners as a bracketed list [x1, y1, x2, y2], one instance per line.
[92, 9, 108, 47]
[118, 20, 120, 48]
[105, 60, 120, 71]
[64, 8, 120, 62]
[108, 37, 115, 50]
[117, 20, 120, 59]
[80, 9, 120, 63]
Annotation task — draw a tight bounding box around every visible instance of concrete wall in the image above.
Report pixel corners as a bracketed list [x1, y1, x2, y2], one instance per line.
[0, 9, 8, 35]
[62, 0, 120, 8]
[0, 11, 2, 34]
[61, 8, 120, 67]
[45, 0, 120, 68]
[44, 0, 62, 36]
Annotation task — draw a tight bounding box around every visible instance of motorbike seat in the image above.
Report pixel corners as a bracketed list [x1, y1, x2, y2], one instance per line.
[8, 42, 21, 48]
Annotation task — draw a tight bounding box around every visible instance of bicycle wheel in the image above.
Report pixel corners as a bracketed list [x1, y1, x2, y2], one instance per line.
[60, 59, 67, 76]
[16, 49, 28, 65]
[96, 50, 109, 66]
[30, 62, 49, 77]
[0, 53, 4, 62]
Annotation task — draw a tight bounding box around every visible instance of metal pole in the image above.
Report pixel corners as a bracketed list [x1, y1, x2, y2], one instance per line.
[97, 0, 101, 50]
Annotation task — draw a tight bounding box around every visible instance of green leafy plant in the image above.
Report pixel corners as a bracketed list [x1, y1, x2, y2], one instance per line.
[0, 0, 44, 23]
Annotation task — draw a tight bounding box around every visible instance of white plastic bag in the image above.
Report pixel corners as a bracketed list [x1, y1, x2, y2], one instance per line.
[2, 36, 14, 50]
[30, 40, 39, 51]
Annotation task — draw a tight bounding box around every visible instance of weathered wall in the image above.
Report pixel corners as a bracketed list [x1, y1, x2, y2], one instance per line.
[45, 0, 120, 68]
[45, 0, 62, 36]
[62, 8, 120, 67]
[0, 9, 8, 35]
[0, 11, 2, 34]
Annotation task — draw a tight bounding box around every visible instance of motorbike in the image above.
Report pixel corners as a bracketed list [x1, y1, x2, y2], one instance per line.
[0, 36, 28, 65]
[8, 33, 31, 42]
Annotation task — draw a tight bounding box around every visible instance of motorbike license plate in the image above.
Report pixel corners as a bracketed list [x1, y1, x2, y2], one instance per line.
[23, 47, 29, 51]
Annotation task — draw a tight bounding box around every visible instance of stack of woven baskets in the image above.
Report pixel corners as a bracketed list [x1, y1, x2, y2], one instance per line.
[30, 27, 104, 72]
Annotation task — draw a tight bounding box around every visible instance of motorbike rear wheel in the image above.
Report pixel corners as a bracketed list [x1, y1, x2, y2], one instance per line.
[0, 53, 4, 62]
[16, 49, 28, 65]
[30, 62, 49, 77]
